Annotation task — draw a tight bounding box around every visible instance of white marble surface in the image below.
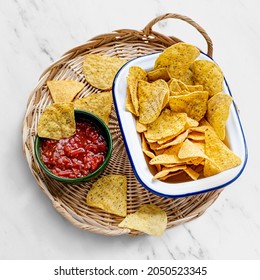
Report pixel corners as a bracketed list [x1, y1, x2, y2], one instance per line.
[0, 0, 259, 260]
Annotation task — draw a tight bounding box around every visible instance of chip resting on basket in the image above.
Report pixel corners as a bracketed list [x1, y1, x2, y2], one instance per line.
[191, 60, 224, 97]
[37, 102, 76, 140]
[74, 91, 112, 124]
[86, 174, 127, 217]
[118, 204, 167, 236]
[83, 54, 127, 90]
[47, 80, 84, 103]
[206, 92, 232, 140]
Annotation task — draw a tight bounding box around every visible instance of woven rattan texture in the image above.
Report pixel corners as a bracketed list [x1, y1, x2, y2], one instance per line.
[22, 14, 221, 236]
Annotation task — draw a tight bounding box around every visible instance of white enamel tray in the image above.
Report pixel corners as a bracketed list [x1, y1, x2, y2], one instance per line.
[112, 52, 248, 198]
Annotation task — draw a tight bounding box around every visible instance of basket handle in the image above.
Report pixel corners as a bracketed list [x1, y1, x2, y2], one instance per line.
[143, 13, 213, 57]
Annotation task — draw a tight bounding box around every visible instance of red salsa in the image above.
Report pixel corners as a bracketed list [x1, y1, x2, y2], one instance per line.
[41, 121, 108, 178]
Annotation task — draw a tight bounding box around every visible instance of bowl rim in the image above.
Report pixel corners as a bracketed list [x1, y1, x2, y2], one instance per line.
[34, 109, 113, 183]
[112, 51, 248, 198]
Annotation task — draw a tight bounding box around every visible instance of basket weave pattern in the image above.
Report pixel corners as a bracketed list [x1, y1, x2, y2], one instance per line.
[22, 13, 221, 236]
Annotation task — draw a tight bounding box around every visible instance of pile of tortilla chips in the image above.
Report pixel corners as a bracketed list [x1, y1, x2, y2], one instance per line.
[126, 42, 241, 181]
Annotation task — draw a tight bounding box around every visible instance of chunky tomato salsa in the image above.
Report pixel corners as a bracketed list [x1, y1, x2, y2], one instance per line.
[41, 121, 108, 178]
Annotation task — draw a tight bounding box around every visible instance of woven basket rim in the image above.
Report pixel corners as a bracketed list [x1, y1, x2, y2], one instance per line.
[22, 13, 222, 236]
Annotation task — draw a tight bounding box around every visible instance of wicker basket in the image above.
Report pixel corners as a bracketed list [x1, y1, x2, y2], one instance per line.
[22, 13, 222, 236]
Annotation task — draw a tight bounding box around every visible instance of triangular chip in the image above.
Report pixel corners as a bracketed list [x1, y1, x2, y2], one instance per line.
[204, 129, 242, 176]
[127, 66, 148, 116]
[169, 91, 209, 121]
[74, 91, 112, 124]
[47, 80, 84, 103]
[206, 93, 232, 140]
[154, 43, 200, 80]
[37, 102, 75, 140]
[145, 110, 187, 141]
[86, 175, 127, 217]
[153, 165, 187, 180]
[138, 80, 169, 124]
[149, 144, 183, 165]
[191, 60, 224, 97]
[147, 67, 170, 82]
[83, 54, 126, 90]
[118, 204, 167, 236]
[178, 139, 208, 160]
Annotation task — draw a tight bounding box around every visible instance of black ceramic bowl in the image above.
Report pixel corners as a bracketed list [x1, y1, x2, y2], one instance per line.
[34, 110, 112, 183]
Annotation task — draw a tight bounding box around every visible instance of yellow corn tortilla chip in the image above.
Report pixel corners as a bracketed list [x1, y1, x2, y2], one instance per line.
[187, 84, 204, 92]
[169, 91, 209, 121]
[178, 139, 208, 160]
[37, 102, 75, 140]
[147, 67, 170, 82]
[180, 69, 194, 85]
[187, 131, 205, 141]
[83, 54, 126, 90]
[136, 121, 147, 133]
[149, 144, 183, 165]
[47, 80, 84, 103]
[184, 167, 200, 180]
[153, 165, 187, 180]
[141, 134, 155, 159]
[138, 80, 169, 124]
[206, 92, 232, 140]
[86, 174, 127, 217]
[156, 130, 189, 150]
[204, 129, 242, 176]
[74, 91, 112, 124]
[127, 66, 148, 116]
[192, 60, 224, 97]
[154, 43, 200, 80]
[145, 110, 187, 141]
[125, 87, 137, 115]
[118, 204, 167, 236]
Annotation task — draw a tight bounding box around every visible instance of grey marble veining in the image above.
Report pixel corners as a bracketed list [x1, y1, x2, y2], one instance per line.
[1, 0, 260, 260]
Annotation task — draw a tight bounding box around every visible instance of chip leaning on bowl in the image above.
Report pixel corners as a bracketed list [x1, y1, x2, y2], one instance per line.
[125, 42, 242, 182]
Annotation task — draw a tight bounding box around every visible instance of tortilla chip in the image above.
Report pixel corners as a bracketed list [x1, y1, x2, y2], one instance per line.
[180, 69, 194, 85]
[127, 66, 148, 116]
[47, 80, 84, 103]
[86, 174, 127, 217]
[178, 139, 208, 160]
[156, 130, 189, 150]
[74, 91, 112, 124]
[154, 43, 200, 80]
[125, 87, 137, 115]
[153, 165, 187, 180]
[204, 129, 242, 176]
[136, 121, 147, 133]
[206, 93, 232, 140]
[145, 110, 187, 141]
[147, 68, 170, 82]
[192, 60, 224, 97]
[83, 54, 126, 90]
[37, 102, 75, 140]
[118, 204, 167, 236]
[169, 91, 209, 121]
[184, 167, 200, 180]
[149, 144, 183, 165]
[138, 80, 169, 124]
